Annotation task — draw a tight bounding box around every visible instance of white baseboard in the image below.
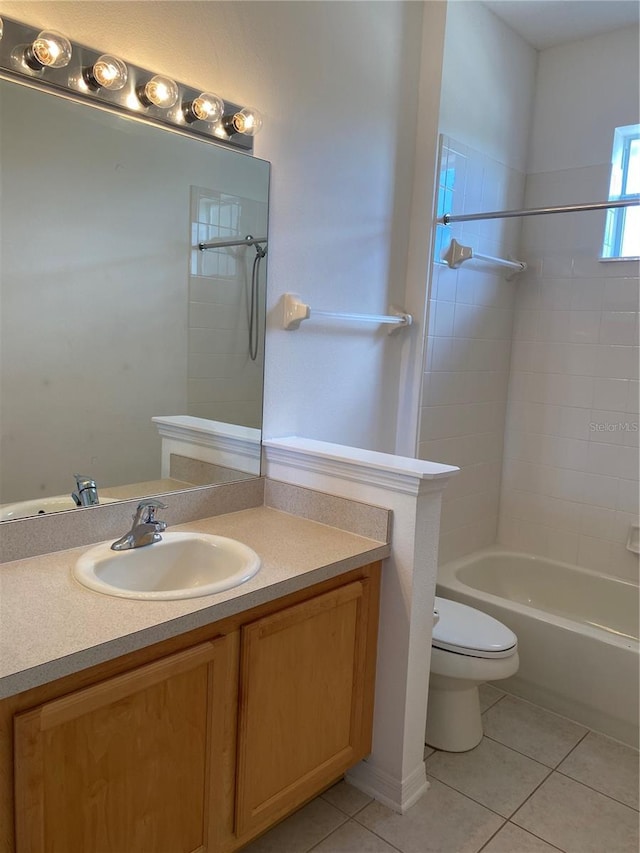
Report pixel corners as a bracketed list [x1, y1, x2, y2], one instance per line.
[345, 759, 429, 814]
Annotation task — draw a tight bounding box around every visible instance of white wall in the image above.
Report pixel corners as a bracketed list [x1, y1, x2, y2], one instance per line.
[499, 26, 640, 581]
[0, 0, 434, 456]
[527, 25, 640, 173]
[438, 0, 536, 173]
[418, 1, 537, 564]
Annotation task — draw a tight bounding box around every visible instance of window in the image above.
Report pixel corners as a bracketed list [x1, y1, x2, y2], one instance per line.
[602, 124, 640, 259]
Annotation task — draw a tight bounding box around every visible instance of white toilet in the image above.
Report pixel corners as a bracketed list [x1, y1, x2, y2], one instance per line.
[426, 596, 519, 752]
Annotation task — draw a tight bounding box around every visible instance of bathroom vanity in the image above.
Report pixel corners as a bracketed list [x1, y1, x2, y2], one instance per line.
[0, 505, 388, 853]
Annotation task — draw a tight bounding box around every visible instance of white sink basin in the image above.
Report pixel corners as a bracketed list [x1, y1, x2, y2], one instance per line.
[74, 532, 261, 600]
[0, 495, 119, 521]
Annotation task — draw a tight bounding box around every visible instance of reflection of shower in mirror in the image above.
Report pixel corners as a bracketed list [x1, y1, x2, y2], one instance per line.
[196, 225, 268, 362]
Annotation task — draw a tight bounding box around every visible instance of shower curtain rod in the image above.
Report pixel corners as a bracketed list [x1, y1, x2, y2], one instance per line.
[198, 235, 268, 250]
[440, 197, 639, 225]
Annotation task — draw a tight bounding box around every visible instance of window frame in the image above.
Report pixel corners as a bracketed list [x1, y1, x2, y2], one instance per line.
[602, 124, 640, 260]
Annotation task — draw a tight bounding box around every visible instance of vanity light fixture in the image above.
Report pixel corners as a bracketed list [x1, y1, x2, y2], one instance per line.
[83, 54, 128, 91]
[136, 74, 179, 109]
[223, 107, 263, 137]
[23, 29, 72, 70]
[183, 91, 224, 124]
[0, 15, 261, 153]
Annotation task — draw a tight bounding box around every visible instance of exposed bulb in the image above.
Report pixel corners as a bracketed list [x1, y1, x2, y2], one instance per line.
[137, 74, 179, 109]
[183, 92, 224, 124]
[226, 107, 263, 137]
[24, 30, 72, 69]
[85, 54, 128, 91]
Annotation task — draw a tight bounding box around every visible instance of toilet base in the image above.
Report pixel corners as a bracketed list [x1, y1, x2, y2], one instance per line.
[425, 676, 483, 752]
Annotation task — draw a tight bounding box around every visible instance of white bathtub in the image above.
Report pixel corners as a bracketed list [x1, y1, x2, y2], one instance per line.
[437, 548, 639, 748]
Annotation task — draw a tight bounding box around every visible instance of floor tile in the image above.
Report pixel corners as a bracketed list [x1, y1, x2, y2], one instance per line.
[426, 736, 550, 817]
[321, 780, 373, 816]
[240, 797, 348, 852]
[512, 772, 640, 853]
[356, 777, 504, 853]
[311, 819, 399, 852]
[424, 745, 435, 760]
[479, 683, 505, 713]
[482, 695, 588, 766]
[558, 730, 639, 810]
[480, 822, 562, 852]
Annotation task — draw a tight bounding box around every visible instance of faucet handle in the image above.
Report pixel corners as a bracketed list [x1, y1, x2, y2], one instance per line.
[133, 499, 168, 525]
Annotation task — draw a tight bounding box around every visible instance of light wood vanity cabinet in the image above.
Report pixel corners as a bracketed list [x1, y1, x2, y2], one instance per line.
[4, 563, 380, 853]
[235, 579, 375, 840]
[14, 639, 235, 853]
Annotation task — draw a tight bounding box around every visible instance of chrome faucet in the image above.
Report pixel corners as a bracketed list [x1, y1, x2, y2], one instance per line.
[72, 473, 100, 507]
[110, 499, 168, 551]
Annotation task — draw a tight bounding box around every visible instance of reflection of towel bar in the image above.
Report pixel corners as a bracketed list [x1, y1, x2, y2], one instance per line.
[443, 238, 526, 274]
[282, 293, 412, 333]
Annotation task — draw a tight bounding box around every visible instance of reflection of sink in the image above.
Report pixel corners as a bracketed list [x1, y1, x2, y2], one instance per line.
[0, 495, 119, 521]
[74, 532, 261, 600]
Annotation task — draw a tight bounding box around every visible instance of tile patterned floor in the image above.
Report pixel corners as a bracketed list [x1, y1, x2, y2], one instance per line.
[241, 686, 639, 853]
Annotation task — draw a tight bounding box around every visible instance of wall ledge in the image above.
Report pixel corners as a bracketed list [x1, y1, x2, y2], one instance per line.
[263, 437, 458, 497]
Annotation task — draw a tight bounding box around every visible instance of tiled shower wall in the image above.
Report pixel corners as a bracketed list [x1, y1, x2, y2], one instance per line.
[419, 137, 525, 565]
[498, 168, 639, 581]
[497, 25, 639, 582]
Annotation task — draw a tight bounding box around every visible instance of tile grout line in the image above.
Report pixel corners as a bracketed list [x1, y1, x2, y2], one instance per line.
[553, 768, 640, 813]
[480, 691, 506, 714]
[419, 771, 546, 823]
[503, 732, 594, 836]
[478, 820, 570, 853]
[555, 726, 590, 764]
[349, 820, 405, 853]
[542, 725, 632, 796]
[474, 818, 509, 853]
[481, 731, 586, 771]
[313, 814, 405, 853]
[302, 810, 351, 853]
[319, 790, 374, 820]
[314, 791, 409, 853]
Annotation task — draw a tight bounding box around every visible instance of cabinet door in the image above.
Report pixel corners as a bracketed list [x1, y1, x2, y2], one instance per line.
[14, 637, 234, 853]
[235, 579, 376, 838]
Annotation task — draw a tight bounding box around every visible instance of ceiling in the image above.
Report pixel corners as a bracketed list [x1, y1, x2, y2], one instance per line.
[481, 0, 640, 49]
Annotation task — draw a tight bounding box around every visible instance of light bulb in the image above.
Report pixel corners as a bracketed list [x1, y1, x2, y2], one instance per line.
[84, 54, 128, 91]
[224, 107, 263, 137]
[24, 30, 72, 70]
[183, 92, 224, 124]
[137, 74, 179, 109]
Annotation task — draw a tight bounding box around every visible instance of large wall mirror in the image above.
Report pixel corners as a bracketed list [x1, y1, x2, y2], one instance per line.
[0, 78, 270, 520]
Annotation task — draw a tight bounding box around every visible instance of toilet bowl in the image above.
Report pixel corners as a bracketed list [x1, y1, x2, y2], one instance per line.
[425, 596, 519, 752]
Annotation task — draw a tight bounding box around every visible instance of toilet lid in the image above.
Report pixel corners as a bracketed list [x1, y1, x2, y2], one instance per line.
[432, 597, 517, 659]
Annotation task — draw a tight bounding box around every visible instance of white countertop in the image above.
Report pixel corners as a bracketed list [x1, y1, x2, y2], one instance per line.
[0, 506, 389, 699]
